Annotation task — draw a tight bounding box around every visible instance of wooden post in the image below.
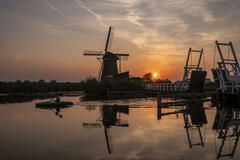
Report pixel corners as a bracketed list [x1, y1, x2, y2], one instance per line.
[157, 92, 162, 120]
[157, 92, 161, 107]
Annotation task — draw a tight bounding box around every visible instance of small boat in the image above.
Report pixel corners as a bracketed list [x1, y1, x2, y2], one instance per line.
[35, 101, 73, 108]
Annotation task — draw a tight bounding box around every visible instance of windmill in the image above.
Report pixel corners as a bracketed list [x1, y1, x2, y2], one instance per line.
[83, 26, 129, 82]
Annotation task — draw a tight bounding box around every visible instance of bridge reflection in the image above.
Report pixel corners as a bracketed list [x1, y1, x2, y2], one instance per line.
[81, 99, 240, 159]
[157, 99, 207, 149]
[213, 104, 240, 159]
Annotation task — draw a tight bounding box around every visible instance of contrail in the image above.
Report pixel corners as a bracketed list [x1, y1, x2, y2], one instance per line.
[43, 0, 69, 21]
[74, 0, 107, 28]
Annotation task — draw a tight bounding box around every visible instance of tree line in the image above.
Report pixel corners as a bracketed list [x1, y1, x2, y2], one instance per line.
[0, 72, 176, 94]
[0, 77, 145, 93]
[0, 78, 98, 93]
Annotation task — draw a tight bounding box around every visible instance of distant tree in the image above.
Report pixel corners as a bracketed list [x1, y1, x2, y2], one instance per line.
[23, 80, 34, 92]
[50, 80, 57, 84]
[143, 73, 152, 82]
[15, 80, 22, 83]
[24, 80, 31, 83]
[84, 77, 99, 92]
[49, 80, 58, 91]
[38, 79, 45, 83]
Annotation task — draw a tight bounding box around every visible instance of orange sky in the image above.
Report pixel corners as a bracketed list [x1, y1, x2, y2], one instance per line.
[1, 0, 240, 82]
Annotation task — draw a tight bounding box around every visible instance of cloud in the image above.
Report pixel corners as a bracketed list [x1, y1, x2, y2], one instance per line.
[74, 0, 188, 52]
[125, 9, 143, 26]
[73, 0, 108, 28]
[43, 0, 69, 21]
[1, 0, 240, 81]
[161, 0, 216, 23]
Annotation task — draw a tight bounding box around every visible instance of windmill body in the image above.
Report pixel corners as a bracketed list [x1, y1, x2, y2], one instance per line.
[84, 26, 129, 82]
[101, 51, 119, 81]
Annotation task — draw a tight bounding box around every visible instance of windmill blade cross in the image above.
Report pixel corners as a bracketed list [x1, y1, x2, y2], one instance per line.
[115, 53, 129, 56]
[108, 27, 114, 52]
[83, 50, 104, 56]
[105, 26, 114, 52]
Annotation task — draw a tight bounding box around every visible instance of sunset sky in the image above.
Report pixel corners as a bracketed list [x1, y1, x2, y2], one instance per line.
[0, 0, 240, 82]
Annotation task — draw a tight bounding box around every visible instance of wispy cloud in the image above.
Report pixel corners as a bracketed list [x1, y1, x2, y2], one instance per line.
[73, 0, 108, 28]
[38, 0, 239, 55]
[43, 0, 69, 21]
[162, 0, 216, 23]
[125, 9, 143, 26]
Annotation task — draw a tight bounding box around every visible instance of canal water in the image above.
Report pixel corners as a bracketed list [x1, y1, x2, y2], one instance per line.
[0, 96, 239, 160]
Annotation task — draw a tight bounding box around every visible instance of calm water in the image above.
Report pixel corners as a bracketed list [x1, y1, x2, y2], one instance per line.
[0, 96, 239, 160]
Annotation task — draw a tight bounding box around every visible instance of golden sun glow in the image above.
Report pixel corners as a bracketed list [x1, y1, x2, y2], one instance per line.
[153, 73, 158, 78]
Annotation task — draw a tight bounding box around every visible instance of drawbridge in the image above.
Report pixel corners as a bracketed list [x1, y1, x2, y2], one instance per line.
[212, 41, 240, 94]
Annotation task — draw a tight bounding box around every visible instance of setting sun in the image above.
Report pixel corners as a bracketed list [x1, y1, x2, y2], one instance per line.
[153, 73, 158, 78]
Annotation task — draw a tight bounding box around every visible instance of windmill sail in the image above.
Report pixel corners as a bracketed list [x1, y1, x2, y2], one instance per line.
[115, 54, 129, 56]
[83, 50, 104, 56]
[105, 26, 112, 52]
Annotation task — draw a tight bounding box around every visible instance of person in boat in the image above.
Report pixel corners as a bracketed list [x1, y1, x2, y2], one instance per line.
[55, 96, 60, 102]
[55, 106, 63, 118]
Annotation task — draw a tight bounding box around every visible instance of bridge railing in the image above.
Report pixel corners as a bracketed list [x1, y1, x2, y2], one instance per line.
[145, 82, 188, 92]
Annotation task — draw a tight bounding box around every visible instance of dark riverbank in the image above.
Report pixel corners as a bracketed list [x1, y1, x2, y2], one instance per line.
[0, 78, 217, 103]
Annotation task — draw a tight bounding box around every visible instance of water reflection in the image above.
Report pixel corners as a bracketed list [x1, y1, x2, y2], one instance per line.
[0, 95, 55, 104]
[35, 105, 73, 118]
[2, 96, 240, 160]
[83, 105, 129, 154]
[213, 104, 240, 159]
[184, 100, 207, 148]
[158, 100, 207, 149]
[85, 106, 96, 112]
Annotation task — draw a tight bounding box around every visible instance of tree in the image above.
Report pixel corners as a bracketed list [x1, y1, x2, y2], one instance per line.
[143, 73, 152, 82]
[38, 79, 45, 84]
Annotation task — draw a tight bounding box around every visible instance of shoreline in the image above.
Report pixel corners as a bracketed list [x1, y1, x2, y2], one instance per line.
[0, 91, 84, 97]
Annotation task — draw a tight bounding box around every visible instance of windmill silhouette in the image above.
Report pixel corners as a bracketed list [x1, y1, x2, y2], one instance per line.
[84, 26, 129, 82]
[82, 105, 129, 154]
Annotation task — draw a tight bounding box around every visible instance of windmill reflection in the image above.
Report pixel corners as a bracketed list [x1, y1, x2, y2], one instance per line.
[157, 99, 207, 148]
[212, 104, 240, 159]
[83, 105, 129, 154]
